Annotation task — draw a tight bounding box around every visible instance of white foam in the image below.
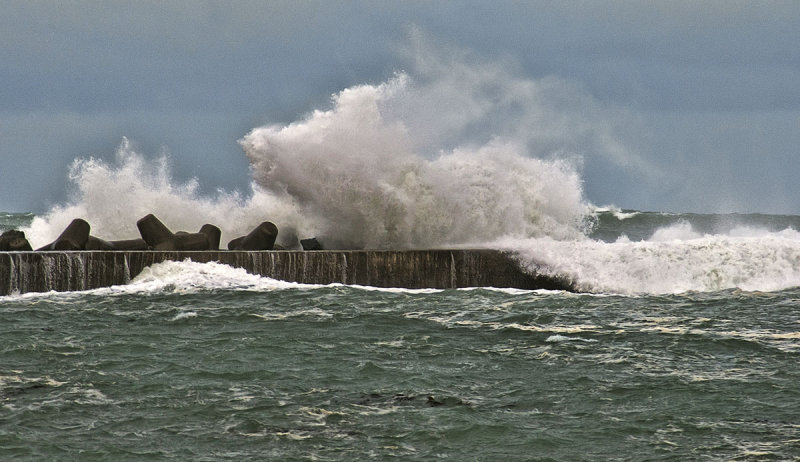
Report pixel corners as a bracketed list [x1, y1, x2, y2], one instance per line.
[545, 334, 597, 343]
[239, 73, 591, 248]
[648, 220, 701, 241]
[592, 205, 639, 220]
[127, 259, 319, 294]
[22, 139, 318, 249]
[170, 311, 198, 321]
[342, 284, 444, 294]
[0, 260, 321, 300]
[23, 37, 644, 251]
[20, 37, 794, 296]
[499, 229, 800, 295]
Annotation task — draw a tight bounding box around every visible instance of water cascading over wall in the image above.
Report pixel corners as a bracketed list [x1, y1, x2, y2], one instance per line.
[0, 250, 574, 296]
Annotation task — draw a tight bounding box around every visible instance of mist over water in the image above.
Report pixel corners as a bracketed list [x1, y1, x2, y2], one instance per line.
[23, 139, 316, 250]
[17, 39, 800, 295]
[500, 228, 800, 294]
[26, 40, 608, 249]
[240, 73, 590, 249]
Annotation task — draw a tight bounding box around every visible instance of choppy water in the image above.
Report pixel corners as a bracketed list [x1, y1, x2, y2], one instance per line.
[2, 211, 800, 460]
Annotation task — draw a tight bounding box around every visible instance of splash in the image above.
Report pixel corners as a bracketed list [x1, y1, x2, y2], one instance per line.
[24, 138, 318, 248]
[129, 259, 315, 293]
[499, 223, 800, 294]
[26, 37, 799, 294]
[239, 63, 610, 248]
[241, 86, 588, 247]
[649, 220, 701, 241]
[28, 38, 626, 249]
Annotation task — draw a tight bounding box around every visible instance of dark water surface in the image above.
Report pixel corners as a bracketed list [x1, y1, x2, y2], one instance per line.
[2, 211, 800, 460]
[2, 285, 799, 460]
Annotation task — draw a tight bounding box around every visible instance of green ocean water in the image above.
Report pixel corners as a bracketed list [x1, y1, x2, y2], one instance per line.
[2, 211, 800, 460]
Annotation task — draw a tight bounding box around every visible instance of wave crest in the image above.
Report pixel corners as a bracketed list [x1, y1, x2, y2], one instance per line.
[241, 73, 591, 248]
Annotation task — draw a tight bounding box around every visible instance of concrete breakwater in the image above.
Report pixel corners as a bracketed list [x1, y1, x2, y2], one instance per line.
[0, 249, 574, 296]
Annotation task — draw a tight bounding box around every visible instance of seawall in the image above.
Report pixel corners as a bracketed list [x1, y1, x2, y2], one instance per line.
[0, 249, 574, 296]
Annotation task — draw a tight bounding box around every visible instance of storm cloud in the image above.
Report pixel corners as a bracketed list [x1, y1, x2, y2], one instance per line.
[2, 1, 799, 213]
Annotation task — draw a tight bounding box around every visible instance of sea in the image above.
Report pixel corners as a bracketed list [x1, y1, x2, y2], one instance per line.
[3, 68, 800, 460]
[2, 209, 799, 460]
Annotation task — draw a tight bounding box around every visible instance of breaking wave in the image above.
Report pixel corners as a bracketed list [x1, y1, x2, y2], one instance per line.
[240, 73, 591, 248]
[498, 223, 800, 294]
[26, 37, 626, 250]
[18, 36, 800, 295]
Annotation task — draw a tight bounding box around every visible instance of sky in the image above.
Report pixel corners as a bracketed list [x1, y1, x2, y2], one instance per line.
[2, 0, 799, 214]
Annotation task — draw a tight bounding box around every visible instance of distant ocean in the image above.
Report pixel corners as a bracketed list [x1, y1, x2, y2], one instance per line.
[2, 209, 799, 460]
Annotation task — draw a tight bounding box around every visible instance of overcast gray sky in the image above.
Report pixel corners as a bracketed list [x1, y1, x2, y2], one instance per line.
[2, 1, 799, 214]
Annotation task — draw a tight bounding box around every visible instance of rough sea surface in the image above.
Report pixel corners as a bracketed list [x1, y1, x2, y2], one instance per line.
[2, 211, 800, 460]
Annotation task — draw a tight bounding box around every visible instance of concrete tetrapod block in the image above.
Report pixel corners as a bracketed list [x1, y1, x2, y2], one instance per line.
[137, 214, 213, 251]
[227, 236, 244, 250]
[300, 237, 323, 250]
[85, 236, 116, 250]
[37, 218, 91, 251]
[0, 230, 33, 251]
[172, 232, 211, 251]
[109, 239, 150, 250]
[85, 236, 150, 251]
[199, 224, 221, 250]
[136, 214, 174, 249]
[227, 222, 278, 250]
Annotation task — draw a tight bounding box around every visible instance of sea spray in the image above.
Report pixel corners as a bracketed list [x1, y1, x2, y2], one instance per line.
[27, 46, 611, 248]
[19, 139, 800, 295]
[20, 37, 800, 295]
[129, 259, 315, 294]
[24, 138, 319, 249]
[237, 49, 618, 247]
[242, 120, 589, 247]
[498, 223, 800, 294]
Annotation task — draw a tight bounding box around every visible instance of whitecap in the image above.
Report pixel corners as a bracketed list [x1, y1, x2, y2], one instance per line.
[170, 311, 198, 321]
[498, 232, 800, 295]
[545, 334, 597, 343]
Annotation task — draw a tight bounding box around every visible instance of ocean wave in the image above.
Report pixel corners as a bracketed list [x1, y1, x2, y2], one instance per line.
[590, 205, 641, 220]
[22, 38, 639, 250]
[10, 36, 800, 297]
[500, 231, 800, 295]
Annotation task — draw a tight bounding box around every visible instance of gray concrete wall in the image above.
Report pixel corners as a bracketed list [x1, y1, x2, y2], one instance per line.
[0, 250, 574, 296]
